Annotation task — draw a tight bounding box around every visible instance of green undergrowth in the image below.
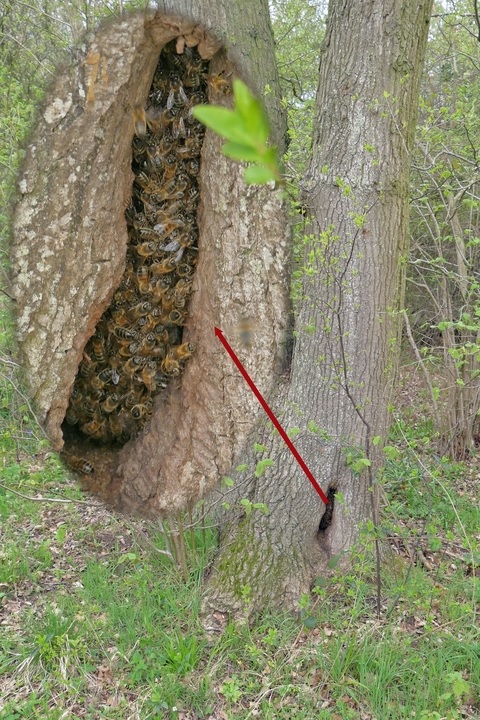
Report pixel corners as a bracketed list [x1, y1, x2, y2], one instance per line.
[1, 392, 478, 719]
[0, 301, 479, 718]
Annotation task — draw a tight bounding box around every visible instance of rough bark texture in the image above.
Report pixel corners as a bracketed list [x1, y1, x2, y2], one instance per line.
[202, 0, 433, 620]
[10, 6, 290, 515]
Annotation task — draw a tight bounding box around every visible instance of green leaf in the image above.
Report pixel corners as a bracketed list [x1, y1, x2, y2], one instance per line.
[303, 615, 318, 629]
[244, 164, 277, 185]
[191, 106, 254, 146]
[222, 141, 263, 162]
[252, 502, 269, 515]
[253, 442, 267, 453]
[372, 436, 382, 446]
[240, 498, 252, 515]
[313, 576, 328, 589]
[383, 445, 400, 460]
[223, 476, 234, 488]
[233, 79, 270, 145]
[255, 458, 274, 477]
[233, 78, 256, 114]
[327, 553, 342, 569]
[262, 145, 280, 165]
[236, 463, 248, 472]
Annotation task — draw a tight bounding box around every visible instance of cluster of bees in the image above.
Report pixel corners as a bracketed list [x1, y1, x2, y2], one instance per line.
[65, 40, 212, 450]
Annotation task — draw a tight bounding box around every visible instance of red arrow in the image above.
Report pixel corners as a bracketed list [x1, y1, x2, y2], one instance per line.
[215, 327, 328, 505]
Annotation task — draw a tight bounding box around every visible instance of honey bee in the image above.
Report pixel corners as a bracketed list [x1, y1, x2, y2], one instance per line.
[140, 361, 158, 392]
[114, 327, 138, 342]
[79, 354, 95, 378]
[153, 177, 179, 202]
[99, 366, 116, 383]
[177, 261, 196, 278]
[207, 72, 232, 95]
[149, 344, 167, 360]
[89, 374, 106, 391]
[123, 355, 147, 375]
[134, 171, 155, 191]
[65, 406, 80, 425]
[161, 353, 181, 375]
[142, 106, 165, 135]
[173, 278, 193, 302]
[108, 410, 133, 440]
[183, 158, 200, 177]
[110, 308, 130, 328]
[184, 185, 200, 207]
[172, 115, 186, 140]
[100, 393, 120, 414]
[186, 90, 207, 111]
[168, 309, 187, 326]
[153, 325, 170, 345]
[133, 105, 147, 137]
[131, 402, 152, 420]
[111, 293, 127, 310]
[132, 314, 155, 334]
[142, 331, 157, 349]
[166, 74, 188, 109]
[147, 136, 175, 170]
[151, 257, 177, 276]
[159, 228, 184, 252]
[161, 152, 178, 181]
[132, 135, 148, 158]
[63, 454, 95, 475]
[176, 134, 203, 158]
[170, 342, 196, 361]
[153, 217, 185, 242]
[70, 385, 83, 404]
[136, 267, 152, 294]
[118, 341, 142, 358]
[155, 371, 169, 389]
[151, 305, 164, 320]
[81, 417, 107, 440]
[127, 300, 152, 320]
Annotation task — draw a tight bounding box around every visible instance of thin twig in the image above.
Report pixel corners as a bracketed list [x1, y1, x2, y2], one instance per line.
[2, 32, 54, 75]
[402, 310, 441, 422]
[0, 370, 49, 442]
[0, 481, 102, 507]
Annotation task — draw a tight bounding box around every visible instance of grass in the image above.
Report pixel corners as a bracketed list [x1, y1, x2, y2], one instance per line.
[0, 312, 479, 718]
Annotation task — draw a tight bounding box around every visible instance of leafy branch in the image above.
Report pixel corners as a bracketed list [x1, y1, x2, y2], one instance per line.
[192, 79, 284, 186]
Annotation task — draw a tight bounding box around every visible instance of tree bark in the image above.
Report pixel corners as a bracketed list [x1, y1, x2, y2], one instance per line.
[202, 0, 433, 620]
[10, 5, 290, 514]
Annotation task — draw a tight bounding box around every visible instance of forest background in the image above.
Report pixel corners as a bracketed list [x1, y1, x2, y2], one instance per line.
[0, 0, 479, 718]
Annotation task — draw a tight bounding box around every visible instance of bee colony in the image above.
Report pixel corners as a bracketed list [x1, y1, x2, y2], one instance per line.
[65, 39, 210, 452]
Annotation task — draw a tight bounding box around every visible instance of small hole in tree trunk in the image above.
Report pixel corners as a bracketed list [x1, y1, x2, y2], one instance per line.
[318, 486, 336, 532]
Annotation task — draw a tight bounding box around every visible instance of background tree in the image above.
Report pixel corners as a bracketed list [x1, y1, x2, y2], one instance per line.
[406, 0, 480, 458]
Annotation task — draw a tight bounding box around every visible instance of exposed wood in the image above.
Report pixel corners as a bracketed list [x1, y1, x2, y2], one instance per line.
[11, 9, 290, 515]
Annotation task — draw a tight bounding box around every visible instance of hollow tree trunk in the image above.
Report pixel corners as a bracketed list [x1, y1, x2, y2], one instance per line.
[202, 0, 433, 620]
[10, 4, 289, 515]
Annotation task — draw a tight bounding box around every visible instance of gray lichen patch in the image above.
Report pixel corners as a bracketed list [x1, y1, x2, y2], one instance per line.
[43, 94, 73, 124]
